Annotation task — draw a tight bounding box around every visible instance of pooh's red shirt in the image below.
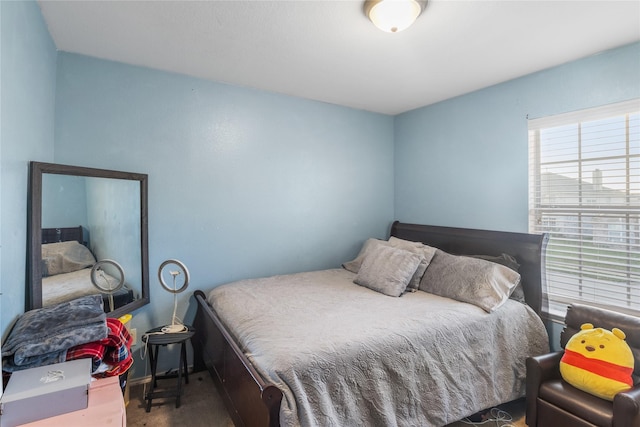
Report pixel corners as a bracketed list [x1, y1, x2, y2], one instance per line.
[562, 349, 633, 387]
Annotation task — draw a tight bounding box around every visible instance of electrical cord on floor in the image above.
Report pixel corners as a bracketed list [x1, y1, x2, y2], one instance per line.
[460, 408, 515, 427]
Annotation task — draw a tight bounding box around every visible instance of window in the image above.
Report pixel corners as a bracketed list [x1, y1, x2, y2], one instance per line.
[528, 99, 640, 317]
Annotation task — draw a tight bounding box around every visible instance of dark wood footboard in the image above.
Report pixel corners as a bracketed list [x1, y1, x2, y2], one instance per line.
[192, 290, 282, 427]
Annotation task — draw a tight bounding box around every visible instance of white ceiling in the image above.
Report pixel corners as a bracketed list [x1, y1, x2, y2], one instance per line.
[38, 0, 640, 115]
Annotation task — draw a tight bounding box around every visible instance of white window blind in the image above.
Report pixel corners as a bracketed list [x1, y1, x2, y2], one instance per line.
[528, 99, 640, 317]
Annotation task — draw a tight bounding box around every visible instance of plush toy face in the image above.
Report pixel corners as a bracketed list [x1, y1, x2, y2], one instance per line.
[560, 323, 634, 401]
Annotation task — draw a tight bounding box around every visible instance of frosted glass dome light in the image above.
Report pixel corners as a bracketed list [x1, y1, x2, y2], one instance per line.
[364, 0, 427, 33]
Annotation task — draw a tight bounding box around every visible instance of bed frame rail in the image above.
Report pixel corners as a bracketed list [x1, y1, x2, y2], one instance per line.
[193, 290, 282, 427]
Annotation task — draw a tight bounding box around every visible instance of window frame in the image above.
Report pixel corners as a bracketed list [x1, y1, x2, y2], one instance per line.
[528, 99, 640, 318]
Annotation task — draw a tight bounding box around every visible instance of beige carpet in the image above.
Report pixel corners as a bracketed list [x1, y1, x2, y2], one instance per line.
[127, 372, 526, 427]
[127, 372, 234, 427]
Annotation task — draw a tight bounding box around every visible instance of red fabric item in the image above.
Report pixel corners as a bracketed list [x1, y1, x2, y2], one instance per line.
[66, 317, 133, 377]
[561, 348, 633, 387]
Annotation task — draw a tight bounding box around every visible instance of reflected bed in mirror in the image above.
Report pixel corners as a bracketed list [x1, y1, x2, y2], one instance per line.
[41, 226, 134, 312]
[28, 162, 149, 318]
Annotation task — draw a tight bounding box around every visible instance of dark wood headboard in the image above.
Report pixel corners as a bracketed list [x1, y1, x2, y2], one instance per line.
[41, 226, 84, 245]
[390, 221, 549, 316]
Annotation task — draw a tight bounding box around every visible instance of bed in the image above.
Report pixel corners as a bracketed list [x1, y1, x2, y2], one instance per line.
[41, 226, 135, 311]
[192, 221, 550, 427]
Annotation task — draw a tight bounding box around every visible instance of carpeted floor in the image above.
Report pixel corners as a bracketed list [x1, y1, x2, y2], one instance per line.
[126, 372, 234, 427]
[126, 372, 526, 427]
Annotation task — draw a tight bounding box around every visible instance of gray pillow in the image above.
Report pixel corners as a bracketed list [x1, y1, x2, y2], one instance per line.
[342, 238, 381, 274]
[419, 249, 521, 312]
[387, 237, 437, 290]
[470, 253, 526, 304]
[354, 244, 424, 297]
[41, 241, 96, 277]
[343, 237, 436, 292]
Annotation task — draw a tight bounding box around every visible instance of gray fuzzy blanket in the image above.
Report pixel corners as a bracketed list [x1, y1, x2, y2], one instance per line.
[2, 294, 107, 371]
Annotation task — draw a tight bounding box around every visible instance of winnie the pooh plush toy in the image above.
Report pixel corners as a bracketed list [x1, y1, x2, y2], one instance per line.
[560, 323, 634, 401]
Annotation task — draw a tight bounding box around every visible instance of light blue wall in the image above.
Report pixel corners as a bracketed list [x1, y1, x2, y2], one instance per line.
[53, 53, 394, 377]
[395, 42, 640, 232]
[0, 1, 57, 335]
[2, 0, 638, 379]
[85, 177, 142, 295]
[42, 174, 89, 228]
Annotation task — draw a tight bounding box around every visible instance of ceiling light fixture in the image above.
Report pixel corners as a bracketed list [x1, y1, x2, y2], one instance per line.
[364, 0, 427, 33]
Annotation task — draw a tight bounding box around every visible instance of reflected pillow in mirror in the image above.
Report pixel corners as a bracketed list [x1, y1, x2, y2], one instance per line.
[42, 241, 96, 277]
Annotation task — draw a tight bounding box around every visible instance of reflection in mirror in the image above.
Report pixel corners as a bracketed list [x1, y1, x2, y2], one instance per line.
[91, 259, 126, 313]
[41, 174, 140, 308]
[28, 162, 149, 318]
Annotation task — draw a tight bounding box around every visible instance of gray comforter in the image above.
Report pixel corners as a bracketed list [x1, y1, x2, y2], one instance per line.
[209, 268, 549, 427]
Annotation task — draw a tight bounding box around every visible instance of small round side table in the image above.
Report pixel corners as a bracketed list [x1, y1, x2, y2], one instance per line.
[142, 325, 195, 412]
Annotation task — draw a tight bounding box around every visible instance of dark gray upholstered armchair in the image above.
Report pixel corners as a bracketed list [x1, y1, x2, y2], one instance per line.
[526, 304, 640, 427]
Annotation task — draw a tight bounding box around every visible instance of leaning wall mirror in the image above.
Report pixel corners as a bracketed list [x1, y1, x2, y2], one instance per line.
[28, 161, 149, 318]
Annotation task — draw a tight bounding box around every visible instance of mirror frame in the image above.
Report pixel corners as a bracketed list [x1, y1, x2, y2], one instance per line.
[28, 161, 149, 318]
